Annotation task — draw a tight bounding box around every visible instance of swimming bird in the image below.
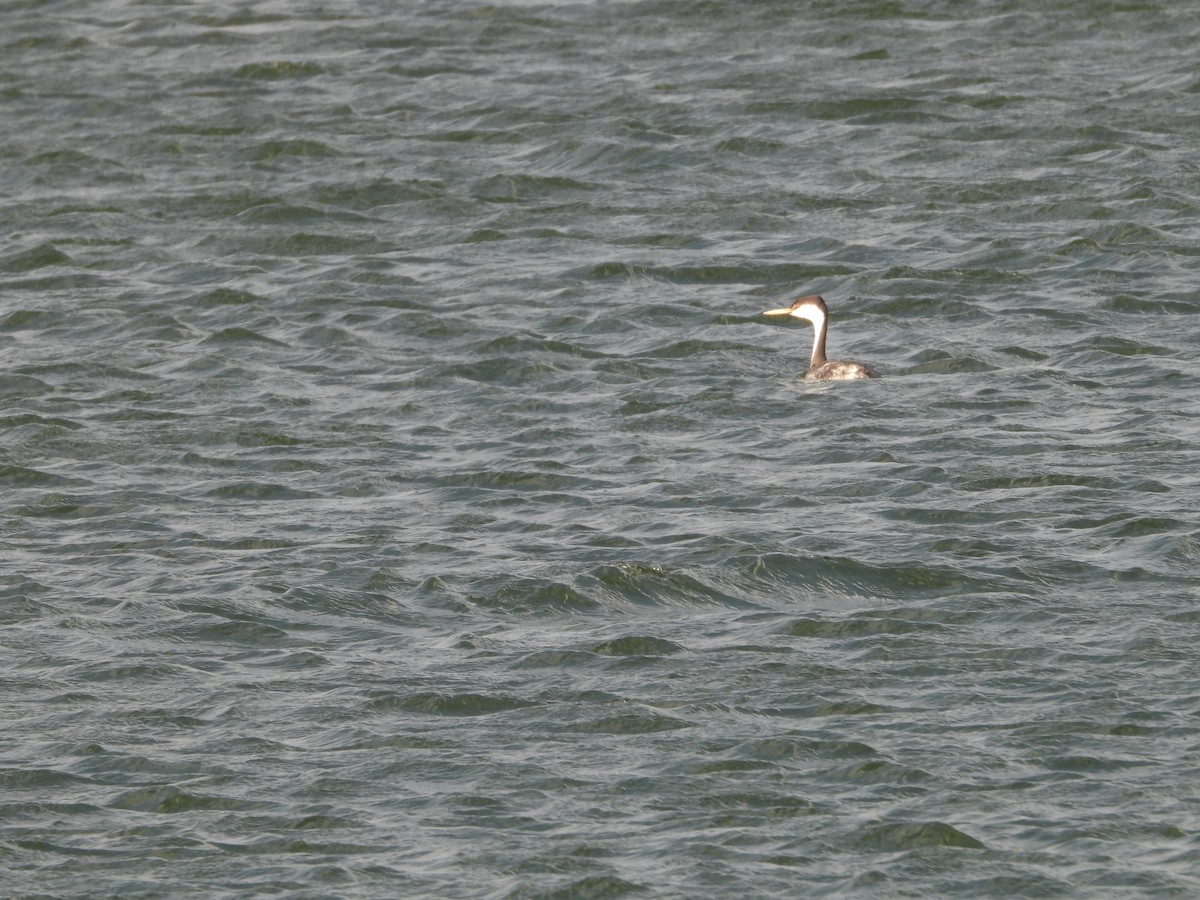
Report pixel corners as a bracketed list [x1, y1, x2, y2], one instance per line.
[762, 294, 878, 381]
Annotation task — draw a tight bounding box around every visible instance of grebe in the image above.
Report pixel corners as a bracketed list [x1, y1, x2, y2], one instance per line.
[762, 294, 878, 381]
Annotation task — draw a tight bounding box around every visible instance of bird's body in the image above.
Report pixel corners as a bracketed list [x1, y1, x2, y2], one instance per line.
[762, 294, 877, 381]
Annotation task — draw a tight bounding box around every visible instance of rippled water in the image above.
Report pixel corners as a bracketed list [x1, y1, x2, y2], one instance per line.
[4, 1, 1200, 896]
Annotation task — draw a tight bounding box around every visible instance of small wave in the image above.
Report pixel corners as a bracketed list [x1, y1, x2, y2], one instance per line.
[0, 464, 89, 488]
[233, 60, 327, 80]
[742, 552, 984, 602]
[109, 785, 262, 814]
[569, 260, 841, 285]
[1, 242, 73, 273]
[365, 691, 537, 717]
[189, 287, 269, 307]
[0, 374, 52, 398]
[201, 327, 288, 346]
[567, 711, 691, 734]
[853, 821, 985, 851]
[590, 635, 685, 657]
[582, 562, 746, 608]
[205, 481, 322, 500]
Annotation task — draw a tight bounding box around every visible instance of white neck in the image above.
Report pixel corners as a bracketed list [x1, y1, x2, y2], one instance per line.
[792, 305, 828, 368]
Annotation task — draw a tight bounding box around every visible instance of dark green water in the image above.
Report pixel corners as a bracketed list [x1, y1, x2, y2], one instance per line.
[3, 1, 1200, 896]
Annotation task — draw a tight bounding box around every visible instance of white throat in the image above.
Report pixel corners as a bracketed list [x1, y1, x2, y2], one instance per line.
[791, 304, 828, 368]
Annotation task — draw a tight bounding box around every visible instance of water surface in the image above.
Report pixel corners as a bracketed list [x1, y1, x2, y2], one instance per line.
[3, 1, 1200, 896]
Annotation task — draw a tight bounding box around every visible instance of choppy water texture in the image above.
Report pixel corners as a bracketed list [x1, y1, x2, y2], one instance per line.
[4, 0, 1200, 896]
